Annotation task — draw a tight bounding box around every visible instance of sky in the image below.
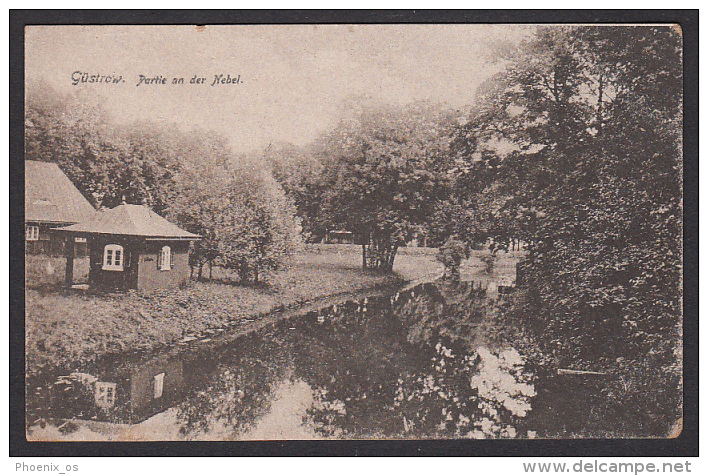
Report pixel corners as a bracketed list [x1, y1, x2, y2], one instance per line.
[25, 25, 529, 154]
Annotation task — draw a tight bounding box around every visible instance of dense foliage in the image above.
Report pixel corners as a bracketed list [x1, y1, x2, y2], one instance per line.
[269, 103, 455, 271]
[447, 26, 683, 434]
[460, 25, 682, 356]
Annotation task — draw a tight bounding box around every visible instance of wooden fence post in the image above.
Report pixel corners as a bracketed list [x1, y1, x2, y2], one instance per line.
[64, 235, 75, 288]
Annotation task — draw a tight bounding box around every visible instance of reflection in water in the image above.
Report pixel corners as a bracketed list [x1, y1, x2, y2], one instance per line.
[31, 281, 546, 440]
[469, 347, 535, 438]
[240, 380, 319, 440]
[165, 281, 537, 440]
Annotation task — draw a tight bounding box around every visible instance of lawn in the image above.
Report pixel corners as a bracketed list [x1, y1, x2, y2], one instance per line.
[25, 245, 442, 376]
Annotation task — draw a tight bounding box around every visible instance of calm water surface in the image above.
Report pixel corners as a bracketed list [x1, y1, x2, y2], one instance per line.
[30, 281, 611, 440]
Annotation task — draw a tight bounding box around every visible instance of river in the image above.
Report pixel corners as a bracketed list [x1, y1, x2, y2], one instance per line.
[27, 280, 614, 441]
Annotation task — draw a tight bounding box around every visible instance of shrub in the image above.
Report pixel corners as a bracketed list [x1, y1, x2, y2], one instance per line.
[435, 236, 470, 281]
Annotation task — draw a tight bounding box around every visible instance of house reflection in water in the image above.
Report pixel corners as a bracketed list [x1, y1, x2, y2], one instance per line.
[122, 354, 184, 420]
[94, 381, 116, 409]
[56, 352, 186, 424]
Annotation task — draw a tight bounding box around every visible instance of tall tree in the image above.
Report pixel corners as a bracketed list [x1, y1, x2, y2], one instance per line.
[263, 142, 328, 243]
[455, 25, 683, 375]
[215, 162, 302, 283]
[168, 140, 301, 284]
[442, 26, 683, 435]
[314, 103, 454, 271]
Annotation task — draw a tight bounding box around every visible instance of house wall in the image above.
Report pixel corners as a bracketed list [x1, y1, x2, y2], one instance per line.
[87, 237, 192, 293]
[128, 355, 184, 414]
[324, 231, 365, 245]
[136, 240, 191, 293]
[25, 223, 88, 256]
[25, 255, 90, 288]
[88, 236, 141, 292]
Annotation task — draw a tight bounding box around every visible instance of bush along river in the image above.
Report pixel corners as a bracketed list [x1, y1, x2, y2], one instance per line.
[26, 279, 620, 440]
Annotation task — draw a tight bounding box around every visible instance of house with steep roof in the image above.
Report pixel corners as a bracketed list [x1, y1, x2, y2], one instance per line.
[56, 204, 200, 293]
[25, 160, 97, 255]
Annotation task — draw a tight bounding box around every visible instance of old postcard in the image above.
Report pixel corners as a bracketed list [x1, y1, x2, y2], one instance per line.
[23, 23, 684, 442]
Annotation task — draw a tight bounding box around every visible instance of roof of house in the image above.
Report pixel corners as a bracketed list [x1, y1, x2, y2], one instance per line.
[56, 204, 201, 240]
[25, 160, 97, 225]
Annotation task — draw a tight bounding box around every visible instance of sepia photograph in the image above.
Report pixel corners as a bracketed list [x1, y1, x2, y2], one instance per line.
[19, 20, 685, 444]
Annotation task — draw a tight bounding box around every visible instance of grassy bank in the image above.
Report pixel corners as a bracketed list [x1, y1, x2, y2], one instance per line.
[26, 246, 441, 377]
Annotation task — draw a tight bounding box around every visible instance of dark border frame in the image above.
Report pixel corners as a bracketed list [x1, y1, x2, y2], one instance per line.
[9, 9, 698, 457]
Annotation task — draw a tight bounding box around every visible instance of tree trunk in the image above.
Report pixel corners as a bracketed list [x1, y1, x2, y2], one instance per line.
[386, 244, 399, 272]
[362, 234, 399, 272]
[597, 73, 604, 133]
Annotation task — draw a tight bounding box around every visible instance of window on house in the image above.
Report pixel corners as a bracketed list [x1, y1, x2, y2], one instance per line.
[25, 225, 39, 241]
[157, 246, 172, 271]
[153, 372, 165, 399]
[103, 244, 124, 271]
[94, 382, 116, 409]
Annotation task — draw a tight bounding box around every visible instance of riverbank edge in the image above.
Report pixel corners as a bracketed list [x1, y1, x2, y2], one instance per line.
[146, 272, 439, 366]
[26, 263, 443, 380]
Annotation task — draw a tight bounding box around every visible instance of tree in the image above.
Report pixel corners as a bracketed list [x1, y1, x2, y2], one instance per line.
[435, 236, 470, 281]
[452, 26, 683, 432]
[25, 80, 70, 164]
[313, 103, 454, 271]
[263, 142, 329, 243]
[215, 164, 301, 283]
[25, 84, 181, 213]
[167, 138, 301, 284]
[166, 134, 232, 280]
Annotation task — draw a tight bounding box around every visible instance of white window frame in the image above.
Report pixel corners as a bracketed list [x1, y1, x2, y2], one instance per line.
[158, 246, 172, 271]
[102, 244, 124, 271]
[26, 225, 39, 241]
[94, 381, 116, 409]
[153, 372, 165, 399]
